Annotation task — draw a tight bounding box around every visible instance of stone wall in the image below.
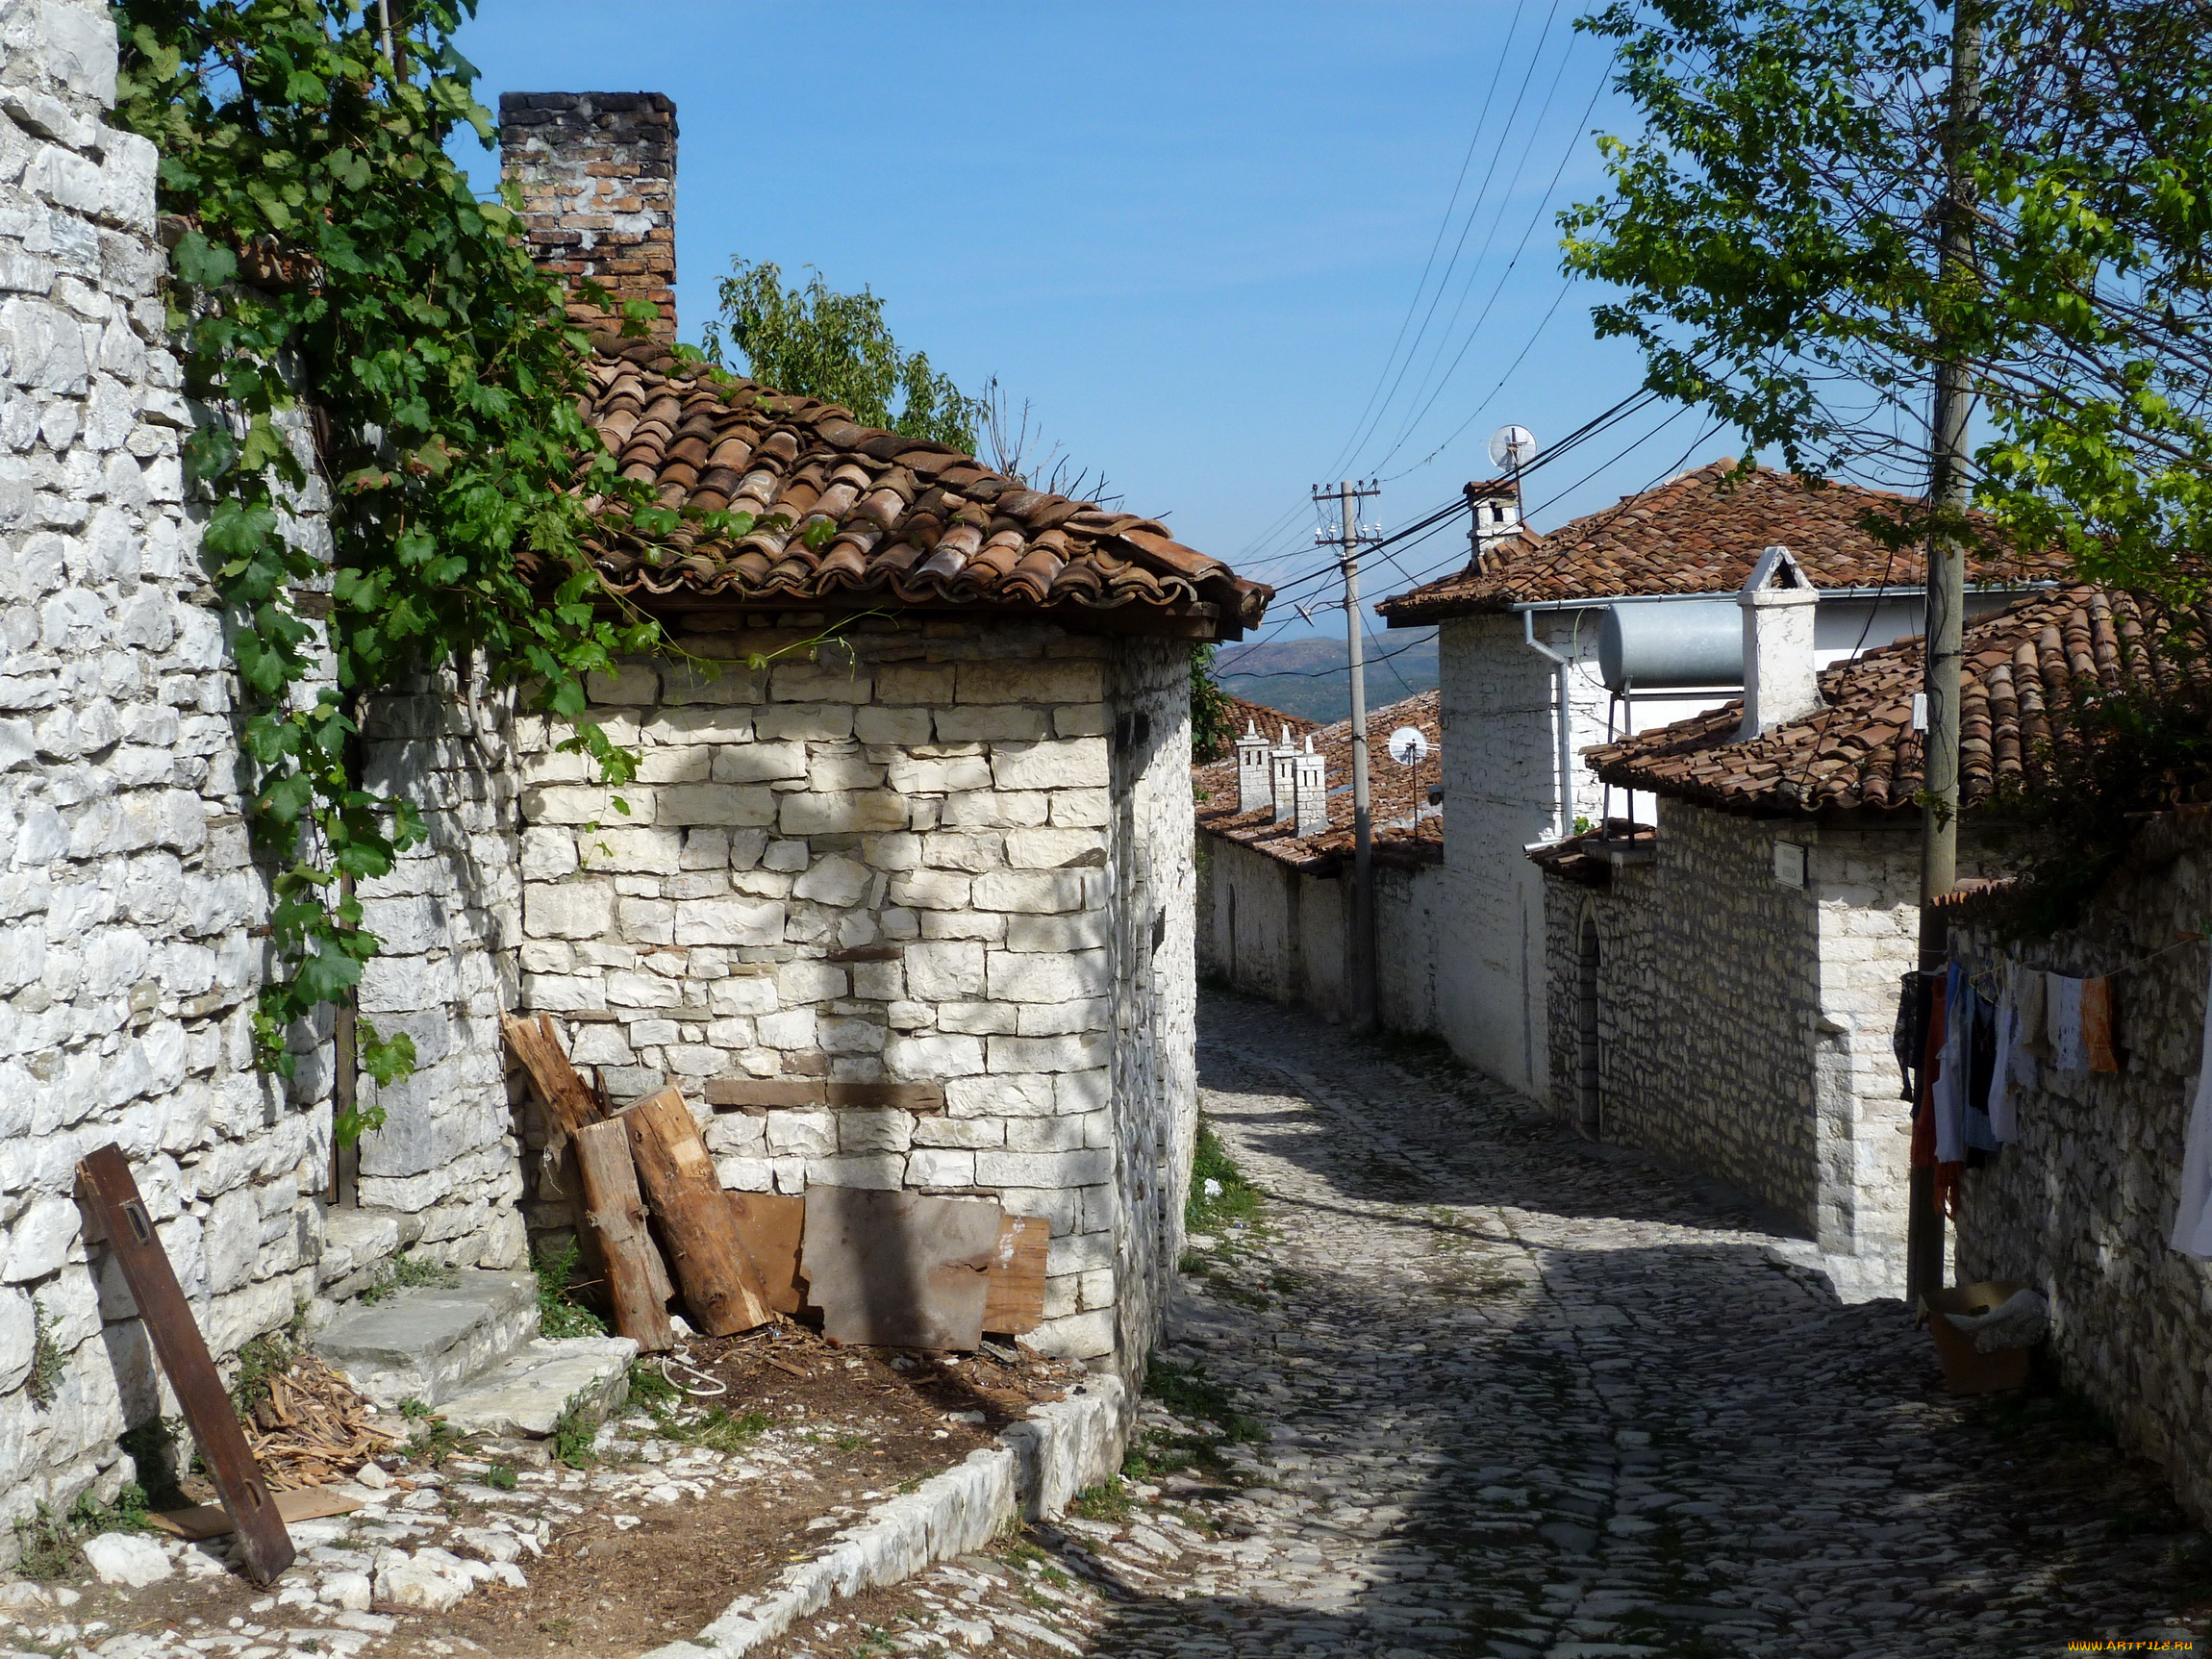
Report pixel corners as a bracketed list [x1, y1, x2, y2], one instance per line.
[1539, 798, 1927, 1290]
[511, 616, 1194, 1363]
[1952, 823, 2212, 1521]
[352, 663, 527, 1270]
[0, 0, 340, 1538]
[1194, 837, 1446, 1037]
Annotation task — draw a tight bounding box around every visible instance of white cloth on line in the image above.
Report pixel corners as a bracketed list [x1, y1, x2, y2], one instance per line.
[2049, 973, 2086, 1072]
[2171, 951, 2212, 1258]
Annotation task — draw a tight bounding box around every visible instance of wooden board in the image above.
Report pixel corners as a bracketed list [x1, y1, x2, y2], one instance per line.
[149, 1485, 360, 1542]
[728, 1191, 807, 1317]
[705, 1078, 826, 1110]
[572, 1119, 675, 1352]
[799, 1187, 1002, 1351]
[76, 1144, 296, 1585]
[622, 1089, 772, 1336]
[983, 1215, 1049, 1335]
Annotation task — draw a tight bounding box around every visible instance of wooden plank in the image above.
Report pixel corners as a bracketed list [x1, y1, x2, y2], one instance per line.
[824, 1081, 945, 1113]
[75, 1144, 296, 1586]
[705, 1077, 827, 1111]
[799, 1187, 1002, 1351]
[571, 1119, 675, 1352]
[825, 944, 901, 963]
[148, 1486, 360, 1543]
[728, 1191, 807, 1317]
[984, 1215, 1049, 1336]
[501, 1013, 599, 1135]
[621, 1089, 772, 1336]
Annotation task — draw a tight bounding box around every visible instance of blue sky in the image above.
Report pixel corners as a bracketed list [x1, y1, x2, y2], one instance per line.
[450, 1, 1728, 641]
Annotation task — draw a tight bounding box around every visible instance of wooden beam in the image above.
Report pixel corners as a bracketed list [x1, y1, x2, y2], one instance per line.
[501, 1014, 600, 1136]
[571, 1119, 675, 1352]
[75, 1144, 295, 1586]
[621, 1089, 771, 1336]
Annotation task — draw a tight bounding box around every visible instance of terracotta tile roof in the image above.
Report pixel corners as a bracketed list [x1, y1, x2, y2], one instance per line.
[1208, 694, 1321, 756]
[565, 338, 1269, 638]
[1194, 690, 1443, 872]
[1376, 462, 2070, 623]
[1587, 586, 2208, 816]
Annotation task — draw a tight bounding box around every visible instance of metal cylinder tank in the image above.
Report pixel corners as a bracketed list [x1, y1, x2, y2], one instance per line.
[1596, 601, 1743, 691]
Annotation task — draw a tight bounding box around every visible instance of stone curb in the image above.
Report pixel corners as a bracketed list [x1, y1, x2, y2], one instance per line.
[640, 1375, 1127, 1659]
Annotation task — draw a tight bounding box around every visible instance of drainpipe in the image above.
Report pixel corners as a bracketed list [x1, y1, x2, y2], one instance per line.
[1521, 609, 1574, 842]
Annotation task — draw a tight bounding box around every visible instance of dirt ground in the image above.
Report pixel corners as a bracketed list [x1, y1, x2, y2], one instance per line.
[1, 1321, 1081, 1659]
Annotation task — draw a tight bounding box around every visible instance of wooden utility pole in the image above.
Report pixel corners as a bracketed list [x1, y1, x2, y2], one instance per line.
[1908, 0, 1984, 1304]
[1317, 481, 1381, 1032]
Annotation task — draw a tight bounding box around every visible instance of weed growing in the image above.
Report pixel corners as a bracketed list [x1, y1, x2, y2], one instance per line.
[484, 1461, 518, 1491]
[551, 1391, 599, 1470]
[26, 1299, 63, 1410]
[534, 1240, 609, 1339]
[11, 1487, 153, 1581]
[360, 1249, 460, 1306]
[1185, 1116, 1263, 1237]
[230, 1322, 302, 1420]
[1068, 1475, 1134, 1524]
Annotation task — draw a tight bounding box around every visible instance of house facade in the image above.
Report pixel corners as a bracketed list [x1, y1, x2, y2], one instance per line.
[1192, 691, 1444, 1028]
[0, 45, 1265, 1541]
[1538, 586, 2140, 1292]
[1375, 465, 2064, 1100]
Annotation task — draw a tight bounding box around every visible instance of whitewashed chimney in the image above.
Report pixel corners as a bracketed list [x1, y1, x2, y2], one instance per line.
[1465, 479, 1523, 572]
[1293, 736, 1328, 839]
[1235, 720, 1272, 814]
[1736, 544, 1822, 740]
[1269, 726, 1299, 825]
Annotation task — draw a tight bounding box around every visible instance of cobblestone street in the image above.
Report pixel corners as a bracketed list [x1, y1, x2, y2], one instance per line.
[758, 992, 2209, 1658]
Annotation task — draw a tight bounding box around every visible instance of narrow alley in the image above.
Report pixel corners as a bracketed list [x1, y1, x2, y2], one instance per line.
[757, 992, 2211, 1658]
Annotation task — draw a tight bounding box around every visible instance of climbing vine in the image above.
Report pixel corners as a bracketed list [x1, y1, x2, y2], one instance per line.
[111, 1, 693, 1138]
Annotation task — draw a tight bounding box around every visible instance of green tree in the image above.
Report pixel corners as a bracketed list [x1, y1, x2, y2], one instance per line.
[1561, 0, 2212, 594]
[1190, 645, 1235, 763]
[703, 261, 980, 452]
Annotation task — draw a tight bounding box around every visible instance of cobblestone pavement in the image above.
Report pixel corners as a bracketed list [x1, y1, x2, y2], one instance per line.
[758, 992, 2211, 1659]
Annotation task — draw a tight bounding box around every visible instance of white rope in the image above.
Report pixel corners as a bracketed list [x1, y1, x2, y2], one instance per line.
[659, 1348, 726, 1399]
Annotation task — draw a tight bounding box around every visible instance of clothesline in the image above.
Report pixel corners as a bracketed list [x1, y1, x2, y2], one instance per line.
[1963, 932, 2206, 1001]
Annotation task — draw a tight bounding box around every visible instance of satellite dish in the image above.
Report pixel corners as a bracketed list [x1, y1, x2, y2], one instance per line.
[1388, 726, 1429, 767]
[1488, 424, 1537, 473]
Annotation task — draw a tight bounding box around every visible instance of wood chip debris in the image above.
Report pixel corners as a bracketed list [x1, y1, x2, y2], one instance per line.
[243, 1356, 398, 1490]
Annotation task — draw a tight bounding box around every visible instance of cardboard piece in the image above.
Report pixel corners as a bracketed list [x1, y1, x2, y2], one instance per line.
[799, 1187, 1003, 1350]
[983, 1215, 1049, 1335]
[1923, 1280, 2034, 1395]
[730, 1191, 808, 1317]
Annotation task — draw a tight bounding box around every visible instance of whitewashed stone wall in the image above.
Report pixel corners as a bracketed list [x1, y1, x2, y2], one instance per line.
[513, 618, 1195, 1364]
[0, 0, 337, 1541]
[1953, 825, 2212, 1522]
[1538, 798, 1930, 1290]
[1194, 837, 1448, 1037]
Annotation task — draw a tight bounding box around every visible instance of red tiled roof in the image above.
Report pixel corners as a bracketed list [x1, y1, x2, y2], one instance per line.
[1376, 463, 2070, 622]
[1194, 691, 1443, 872]
[566, 338, 1269, 638]
[1587, 586, 2207, 816]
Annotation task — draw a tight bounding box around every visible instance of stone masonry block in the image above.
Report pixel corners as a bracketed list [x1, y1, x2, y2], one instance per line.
[906, 1147, 975, 1187]
[988, 1032, 1108, 1073]
[945, 1072, 1056, 1119]
[778, 791, 908, 836]
[987, 947, 1109, 1002]
[956, 661, 1104, 705]
[975, 1148, 1113, 1188]
[1003, 827, 1106, 869]
[883, 1031, 986, 1081]
[932, 707, 1048, 743]
[972, 870, 1085, 914]
[654, 783, 778, 827]
[904, 941, 984, 999]
[710, 742, 806, 783]
[524, 880, 613, 940]
[989, 738, 1108, 792]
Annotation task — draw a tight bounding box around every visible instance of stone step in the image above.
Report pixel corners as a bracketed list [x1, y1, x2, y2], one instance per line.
[435, 1336, 640, 1439]
[315, 1210, 403, 1299]
[312, 1269, 539, 1410]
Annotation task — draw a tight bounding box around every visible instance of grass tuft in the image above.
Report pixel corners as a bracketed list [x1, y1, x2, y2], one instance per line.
[27, 1299, 63, 1411]
[551, 1390, 600, 1470]
[533, 1240, 608, 1339]
[1184, 1116, 1263, 1237]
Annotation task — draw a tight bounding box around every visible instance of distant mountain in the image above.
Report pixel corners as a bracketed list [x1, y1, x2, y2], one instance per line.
[1213, 627, 1438, 726]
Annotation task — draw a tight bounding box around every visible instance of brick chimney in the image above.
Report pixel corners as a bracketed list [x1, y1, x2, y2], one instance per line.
[1736, 544, 1822, 740]
[499, 92, 678, 346]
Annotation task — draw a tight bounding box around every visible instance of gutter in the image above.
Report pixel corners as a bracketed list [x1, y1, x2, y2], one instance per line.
[1521, 609, 1575, 843]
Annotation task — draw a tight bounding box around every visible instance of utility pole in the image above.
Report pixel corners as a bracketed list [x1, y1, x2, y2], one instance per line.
[1908, 0, 1983, 1304]
[1315, 481, 1381, 1032]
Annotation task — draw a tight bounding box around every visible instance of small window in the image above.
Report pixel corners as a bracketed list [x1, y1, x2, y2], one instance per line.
[1773, 842, 1808, 889]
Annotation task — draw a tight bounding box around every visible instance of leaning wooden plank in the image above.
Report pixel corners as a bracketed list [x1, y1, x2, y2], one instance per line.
[728, 1191, 807, 1317]
[800, 1187, 1002, 1351]
[500, 1012, 600, 1135]
[983, 1214, 1050, 1336]
[75, 1144, 296, 1585]
[147, 1486, 360, 1543]
[621, 1089, 771, 1335]
[571, 1119, 675, 1352]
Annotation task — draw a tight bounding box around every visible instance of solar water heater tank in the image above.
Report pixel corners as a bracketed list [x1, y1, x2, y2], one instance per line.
[1596, 601, 1743, 692]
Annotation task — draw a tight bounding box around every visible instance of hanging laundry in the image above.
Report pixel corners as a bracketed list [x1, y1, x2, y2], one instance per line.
[2171, 953, 2212, 1259]
[2081, 976, 2121, 1073]
[1894, 969, 1939, 1103]
[1934, 963, 1971, 1164]
[1964, 989, 2000, 1153]
[1991, 970, 2023, 1144]
[2048, 974, 2087, 1072]
[2013, 965, 2049, 1068]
